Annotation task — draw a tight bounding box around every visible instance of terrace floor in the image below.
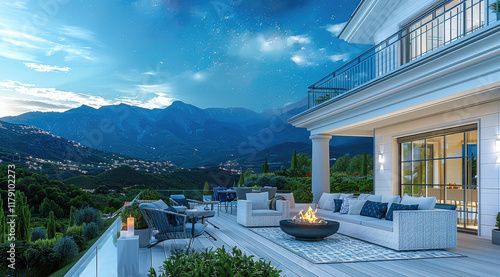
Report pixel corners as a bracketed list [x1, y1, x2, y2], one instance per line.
[139, 207, 500, 276]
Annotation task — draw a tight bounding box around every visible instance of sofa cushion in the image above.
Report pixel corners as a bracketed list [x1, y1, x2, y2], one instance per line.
[339, 199, 350, 214]
[252, 210, 281, 216]
[386, 203, 419, 221]
[246, 192, 269, 210]
[381, 195, 401, 216]
[360, 200, 388, 219]
[366, 195, 383, 202]
[347, 200, 367, 215]
[318, 193, 342, 209]
[276, 193, 295, 208]
[333, 199, 342, 212]
[332, 214, 366, 225]
[401, 195, 436, 210]
[362, 219, 394, 232]
[340, 193, 354, 199]
[323, 199, 334, 211]
[358, 193, 370, 200]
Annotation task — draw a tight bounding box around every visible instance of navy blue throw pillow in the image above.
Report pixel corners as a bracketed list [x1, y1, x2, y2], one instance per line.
[360, 200, 388, 219]
[165, 207, 179, 226]
[385, 203, 419, 221]
[333, 199, 343, 213]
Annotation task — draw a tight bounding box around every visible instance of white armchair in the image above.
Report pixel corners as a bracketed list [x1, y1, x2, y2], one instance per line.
[237, 198, 290, 227]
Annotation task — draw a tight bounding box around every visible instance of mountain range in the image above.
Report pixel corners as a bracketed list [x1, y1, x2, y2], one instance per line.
[1, 99, 372, 169]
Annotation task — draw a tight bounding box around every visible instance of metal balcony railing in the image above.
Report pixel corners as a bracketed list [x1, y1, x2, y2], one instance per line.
[308, 0, 499, 108]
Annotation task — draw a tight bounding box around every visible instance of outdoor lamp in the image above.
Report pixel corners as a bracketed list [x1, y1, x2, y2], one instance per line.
[378, 153, 384, 163]
[127, 216, 134, 237]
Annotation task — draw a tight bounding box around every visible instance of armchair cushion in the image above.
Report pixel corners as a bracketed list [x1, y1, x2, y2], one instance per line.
[246, 192, 269, 210]
[276, 193, 295, 208]
[170, 195, 190, 208]
[151, 200, 169, 210]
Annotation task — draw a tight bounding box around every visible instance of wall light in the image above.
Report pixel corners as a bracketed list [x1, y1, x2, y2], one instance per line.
[496, 140, 500, 154]
[378, 153, 384, 163]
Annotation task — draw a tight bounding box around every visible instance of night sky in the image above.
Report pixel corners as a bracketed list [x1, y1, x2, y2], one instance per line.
[0, 0, 366, 117]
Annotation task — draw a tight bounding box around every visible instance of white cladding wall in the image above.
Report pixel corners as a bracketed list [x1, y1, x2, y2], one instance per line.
[373, 100, 500, 238]
[373, 0, 436, 44]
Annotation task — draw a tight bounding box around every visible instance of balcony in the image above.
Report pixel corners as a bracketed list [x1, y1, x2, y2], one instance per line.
[308, 0, 500, 109]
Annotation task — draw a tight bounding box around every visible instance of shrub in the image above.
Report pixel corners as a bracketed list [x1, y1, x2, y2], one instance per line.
[121, 202, 148, 229]
[140, 189, 161, 200]
[269, 176, 288, 190]
[252, 185, 260, 191]
[69, 234, 85, 249]
[83, 222, 100, 240]
[245, 174, 259, 183]
[148, 246, 281, 277]
[496, 212, 500, 229]
[256, 175, 272, 187]
[74, 206, 103, 228]
[53, 236, 79, 260]
[103, 206, 116, 214]
[34, 238, 58, 248]
[24, 244, 61, 276]
[203, 181, 211, 195]
[293, 186, 313, 203]
[67, 225, 83, 237]
[31, 228, 47, 242]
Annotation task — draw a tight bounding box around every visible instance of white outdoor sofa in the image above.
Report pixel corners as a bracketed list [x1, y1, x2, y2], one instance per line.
[277, 193, 457, 251]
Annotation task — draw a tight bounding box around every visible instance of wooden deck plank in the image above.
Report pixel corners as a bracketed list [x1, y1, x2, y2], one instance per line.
[139, 208, 500, 277]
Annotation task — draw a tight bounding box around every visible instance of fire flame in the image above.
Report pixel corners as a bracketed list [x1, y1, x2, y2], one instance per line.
[292, 206, 325, 224]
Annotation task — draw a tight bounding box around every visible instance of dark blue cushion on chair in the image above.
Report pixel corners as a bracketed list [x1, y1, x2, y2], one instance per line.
[165, 206, 179, 226]
[360, 200, 388, 219]
[333, 199, 343, 213]
[385, 203, 419, 221]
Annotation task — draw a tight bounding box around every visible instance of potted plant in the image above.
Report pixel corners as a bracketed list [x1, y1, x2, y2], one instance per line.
[493, 212, 500, 245]
[203, 181, 212, 201]
[121, 202, 150, 248]
[491, 1, 500, 21]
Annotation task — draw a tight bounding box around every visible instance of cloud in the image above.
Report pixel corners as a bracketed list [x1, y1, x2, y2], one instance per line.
[286, 35, 311, 46]
[193, 72, 206, 81]
[24, 63, 71, 73]
[229, 32, 286, 60]
[58, 26, 96, 42]
[326, 22, 347, 36]
[291, 55, 313, 66]
[119, 93, 176, 109]
[329, 54, 350, 62]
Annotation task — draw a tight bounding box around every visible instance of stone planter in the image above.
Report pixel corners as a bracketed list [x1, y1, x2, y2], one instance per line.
[493, 229, 500, 245]
[135, 228, 151, 248]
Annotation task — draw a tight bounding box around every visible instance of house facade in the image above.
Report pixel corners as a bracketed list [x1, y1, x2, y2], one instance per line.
[289, 0, 500, 237]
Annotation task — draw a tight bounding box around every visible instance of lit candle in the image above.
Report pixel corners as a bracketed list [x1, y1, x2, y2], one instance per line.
[127, 216, 134, 237]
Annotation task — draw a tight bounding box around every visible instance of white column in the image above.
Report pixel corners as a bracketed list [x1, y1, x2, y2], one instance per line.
[310, 134, 332, 203]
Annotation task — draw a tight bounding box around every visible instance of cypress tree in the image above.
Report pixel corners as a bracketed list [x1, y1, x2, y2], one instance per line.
[291, 150, 298, 170]
[361, 151, 368, 176]
[47, 211, 56, 239]
[238, 174, 244, 187]
[0, 198, 5, 243]
[14, 191, 31, 242]
[263, 157, 269, 173]
[69, 206, 76, 227]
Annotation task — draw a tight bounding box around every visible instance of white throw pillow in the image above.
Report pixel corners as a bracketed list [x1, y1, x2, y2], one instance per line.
[246, 192, 269, 210]
[318, 193, 342, 209]
[347, 199, 367, 215]
[340, 193, 354, 199]
[366, 195, 383, 202]
[381, 195, 401, 215]
[401, 195, 436, 210]
[323, 199, 335, 211]
[276, 193, 295, 209]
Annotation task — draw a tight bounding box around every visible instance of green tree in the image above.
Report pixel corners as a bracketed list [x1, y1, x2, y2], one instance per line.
[203, 181, 210, 195]
[291, 150, 298, 170]
[331, 156, 351, 173]
[39, 197, 64, 217]
[69, 206, 76, 227]
[0, 198, 5, 243]
[296, 153, 312, 172]
[47, 211, 56, 239]
[15, 191, 31, 242]
[238, 174, 244, 187]
[361, 152, 369, 176]
[347, 155, 363, 174]
[263, 157, 269, 173]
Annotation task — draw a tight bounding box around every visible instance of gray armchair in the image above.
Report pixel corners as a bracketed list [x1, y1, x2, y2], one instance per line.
[259, 187, 277, 200]
[235, 187, 253, 200]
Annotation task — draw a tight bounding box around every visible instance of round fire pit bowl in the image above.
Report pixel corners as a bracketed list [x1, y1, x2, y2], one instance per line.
[279, 219, 339, 241]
